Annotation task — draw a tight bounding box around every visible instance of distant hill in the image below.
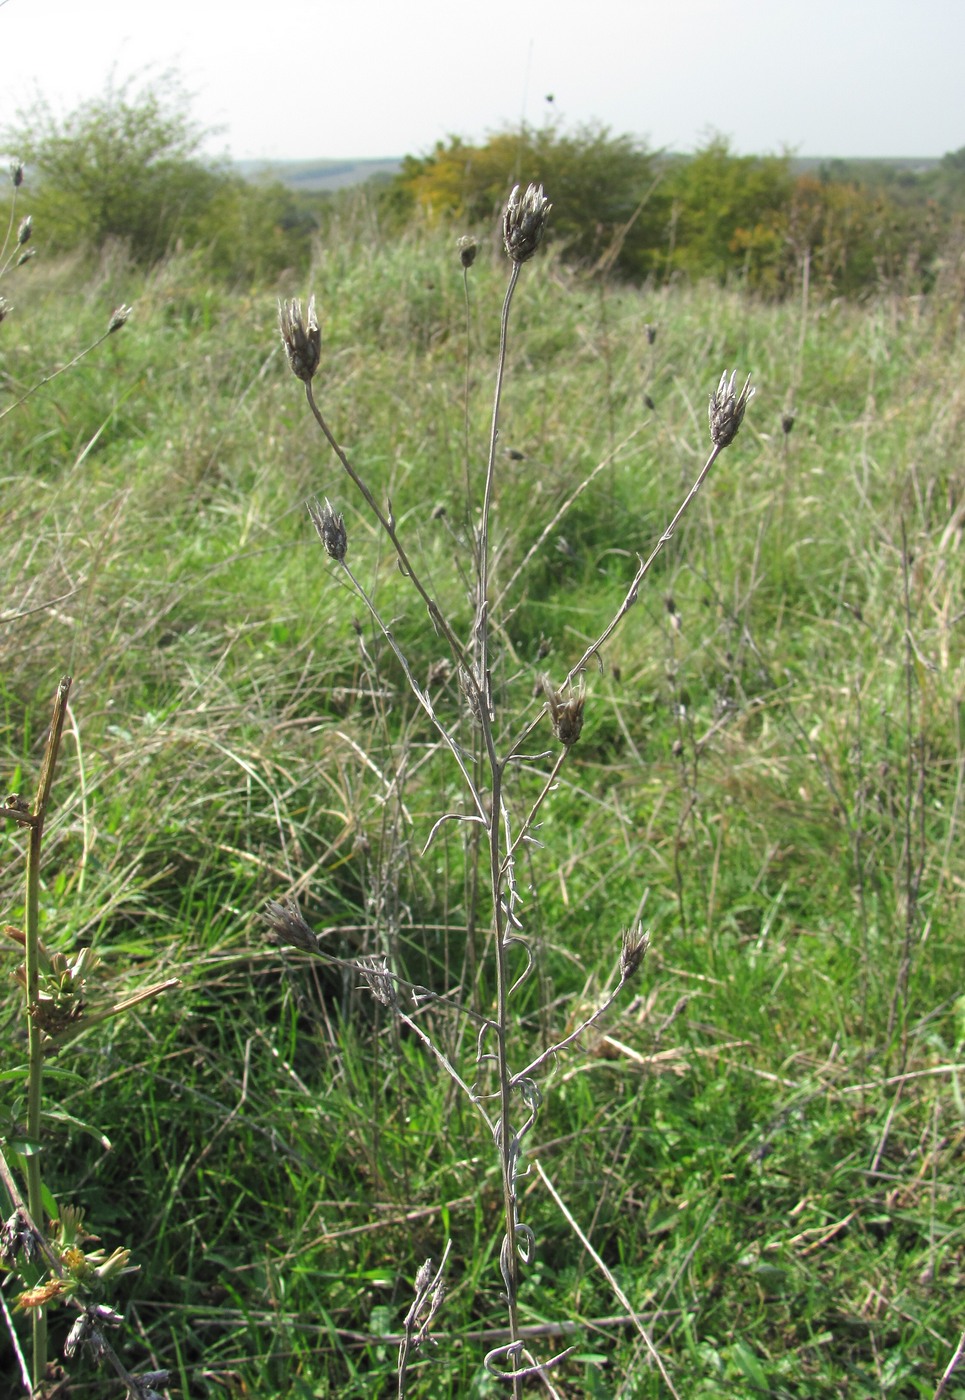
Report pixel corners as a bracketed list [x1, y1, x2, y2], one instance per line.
[789, 156, 940, 177]
[234, 157, 402, 192]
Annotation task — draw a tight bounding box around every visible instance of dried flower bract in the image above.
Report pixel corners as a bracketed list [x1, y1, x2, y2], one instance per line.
[358, 956, 399, 1009]
[503, 183, 552, 264]
[709, 370, 754, 449]
[279, 296, 321, 383]
[457, 235, 477, 269]
[620, 923, 650, 981]
[309, 496, 348, 561]
[543, 677, 585, 747]
[263, 897, 319, 952]
[108, 305, 132, 334]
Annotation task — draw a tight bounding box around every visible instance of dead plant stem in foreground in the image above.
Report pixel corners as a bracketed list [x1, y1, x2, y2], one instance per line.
[275, 187, 754, 1393]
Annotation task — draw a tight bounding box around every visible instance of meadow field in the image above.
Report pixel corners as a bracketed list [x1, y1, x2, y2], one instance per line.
[2, 197, 965, 1398]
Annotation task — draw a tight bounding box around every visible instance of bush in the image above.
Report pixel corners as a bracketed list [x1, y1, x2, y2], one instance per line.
[2, 75, 323, 280]
[4, 74, 226, 264]
[395, 121, 668, 278]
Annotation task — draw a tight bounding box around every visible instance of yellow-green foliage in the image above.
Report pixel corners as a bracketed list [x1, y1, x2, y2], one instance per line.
[392, 125, 952, 297]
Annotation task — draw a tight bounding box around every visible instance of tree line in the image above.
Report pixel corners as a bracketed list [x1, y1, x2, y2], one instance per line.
[4, 78, 962, 298]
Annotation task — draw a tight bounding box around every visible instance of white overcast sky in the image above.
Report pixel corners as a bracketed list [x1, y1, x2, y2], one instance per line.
[3, 0, 963, 163]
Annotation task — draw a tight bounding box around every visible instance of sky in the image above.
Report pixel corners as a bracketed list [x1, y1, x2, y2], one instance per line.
[2, 0, 963, 164]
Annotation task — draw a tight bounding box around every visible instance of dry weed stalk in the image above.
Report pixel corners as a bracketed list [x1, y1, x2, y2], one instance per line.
[274, 183, 754, 1393]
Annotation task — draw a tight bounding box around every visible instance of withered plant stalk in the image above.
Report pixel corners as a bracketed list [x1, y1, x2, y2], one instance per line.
[275, 184, 754, 1395]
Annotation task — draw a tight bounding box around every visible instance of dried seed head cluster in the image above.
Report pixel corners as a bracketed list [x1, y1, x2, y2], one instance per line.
[358, 956, 399, 1009]
[279, 296, 321, 383]
[620, 923, 650, 981]
[64, 1303, 123, 1361]
[11, 161, 23, 188]
[108, 305, 132, 334]
[709, 370, 754, 448]
[309, 496, 348, 561]
[542, 677, 585, 747]
[457, 235, 477, 269]
[503, 183, 552, 264]
[17, 216, 32, 247]
[1, 1210, 37, 1266]
[263, 897, 319, 952]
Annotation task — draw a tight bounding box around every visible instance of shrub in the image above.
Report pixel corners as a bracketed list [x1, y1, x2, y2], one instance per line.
[395, 122, 668, 278]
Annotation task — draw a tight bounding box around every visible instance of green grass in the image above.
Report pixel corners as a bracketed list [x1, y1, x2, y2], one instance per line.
[2, 219, 965, 1398]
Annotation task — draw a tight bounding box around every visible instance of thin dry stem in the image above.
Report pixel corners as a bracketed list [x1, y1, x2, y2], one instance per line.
[535, 1159, 681, 1398]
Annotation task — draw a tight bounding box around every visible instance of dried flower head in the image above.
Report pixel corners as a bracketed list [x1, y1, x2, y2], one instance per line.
[263, 897, 319, 952]
[457, 235, 477, 269]
[64, 1310, 95, 1359]
[11, 162, 23, 188]
[709, 371, 754, 449]
[279, 296, 321, 383]
[459, 666, 484, 727]
[308, 496, 347, 561]
[644, 322, 657, 345]
[16, 248, 35, 267]
[542, 677, 585, 747]
[781, 411, 795, 437]
[503, 183, 552, 264]
[108, 305, 132, 334]
[17, 216, 32, 247]
[1, 1209, 37, 1266]
[620, 923, 650, 981]
[0, 297, 10, 325]
[358, 956, 398, 1009]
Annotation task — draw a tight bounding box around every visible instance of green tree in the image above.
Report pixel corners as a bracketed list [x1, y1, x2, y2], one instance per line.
[4, 74, 231, 265]
[394, 122, 668, 279]
[662, 136, 793, 284]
